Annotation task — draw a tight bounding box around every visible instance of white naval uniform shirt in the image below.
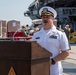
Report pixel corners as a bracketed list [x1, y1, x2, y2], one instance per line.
[31, 26, 69, 75]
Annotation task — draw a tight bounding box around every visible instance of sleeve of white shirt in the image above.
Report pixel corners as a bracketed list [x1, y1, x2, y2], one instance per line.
[60, 32, 69, 51]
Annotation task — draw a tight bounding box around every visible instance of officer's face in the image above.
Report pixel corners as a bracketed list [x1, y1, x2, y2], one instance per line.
[42, 15, 54, 24]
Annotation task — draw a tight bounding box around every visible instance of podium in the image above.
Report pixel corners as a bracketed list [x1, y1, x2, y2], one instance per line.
[0, 41, 52, 75]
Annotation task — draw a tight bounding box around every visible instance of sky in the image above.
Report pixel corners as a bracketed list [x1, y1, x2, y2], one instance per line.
[0, 0, 34, 26]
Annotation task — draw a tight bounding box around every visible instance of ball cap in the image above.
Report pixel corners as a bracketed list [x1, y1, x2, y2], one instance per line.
[39, 6, 57, 18]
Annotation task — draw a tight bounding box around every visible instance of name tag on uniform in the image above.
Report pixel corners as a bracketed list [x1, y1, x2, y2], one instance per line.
[49, 35, 57, 39]
[35, 37, 40, 39]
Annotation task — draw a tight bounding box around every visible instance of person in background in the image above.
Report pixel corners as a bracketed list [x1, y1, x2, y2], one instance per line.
[29, 29, 34, 36]
[34, 25, 40, 32]
[64, 24, 71, 41]
[31, 6, 70, 75]
[64, 24, 71, 50]
[25, 24, 30, 35]
[21, 26, 28, 37]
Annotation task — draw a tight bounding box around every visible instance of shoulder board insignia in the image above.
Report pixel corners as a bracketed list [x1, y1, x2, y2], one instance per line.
[56, 27, 64, 32]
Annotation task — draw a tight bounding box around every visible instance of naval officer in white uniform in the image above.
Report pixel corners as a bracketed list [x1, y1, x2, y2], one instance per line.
[31, 6, 70, 75]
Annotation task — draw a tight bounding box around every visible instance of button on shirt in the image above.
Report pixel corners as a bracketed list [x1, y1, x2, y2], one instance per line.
[31, 26, 69, 75]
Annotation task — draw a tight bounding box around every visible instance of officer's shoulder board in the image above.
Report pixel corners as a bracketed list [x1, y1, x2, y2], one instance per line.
[56, 27, 64, 32]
